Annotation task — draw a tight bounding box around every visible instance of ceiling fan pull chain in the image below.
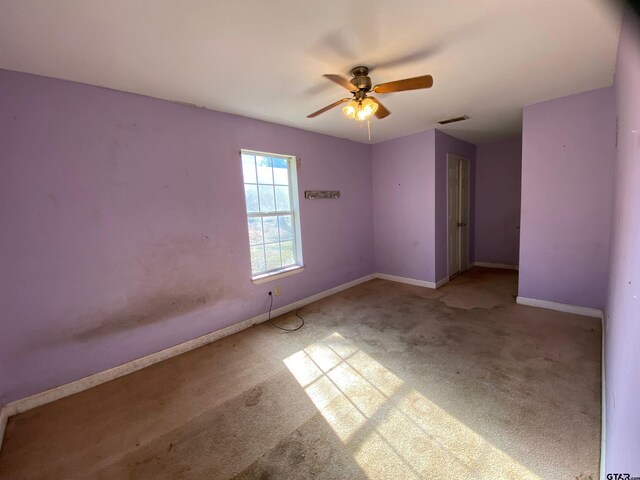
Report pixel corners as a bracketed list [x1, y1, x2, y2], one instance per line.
[367, 119, 371, 141]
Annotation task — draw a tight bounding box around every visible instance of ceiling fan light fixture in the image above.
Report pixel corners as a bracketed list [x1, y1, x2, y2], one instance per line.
[343, 97, 378, 122]
[342, 100, 358, 119]
[359, 97, 378, 121]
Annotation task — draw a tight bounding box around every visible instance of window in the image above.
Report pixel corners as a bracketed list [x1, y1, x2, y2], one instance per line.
[241, 150, 303, 282]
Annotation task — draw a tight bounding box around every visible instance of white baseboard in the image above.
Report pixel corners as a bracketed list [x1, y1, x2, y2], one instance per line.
[375, 273, 437, 289]
[516, 296, 604, 319]
[473, 262, 519, 270]
[374, 273, 450, 289]
[0, 273, 376, 447]
[0, 405, 8, 453]
[600, 314, 606, 480]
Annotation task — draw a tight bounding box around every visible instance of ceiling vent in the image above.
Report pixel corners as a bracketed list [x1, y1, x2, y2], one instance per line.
[438, 115, 469, 125]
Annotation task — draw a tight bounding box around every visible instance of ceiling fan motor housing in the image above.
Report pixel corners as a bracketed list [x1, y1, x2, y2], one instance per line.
[350, 66, 372, 91]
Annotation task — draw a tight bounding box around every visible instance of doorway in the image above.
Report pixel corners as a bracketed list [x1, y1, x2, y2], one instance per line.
[447, 154, 470, 278]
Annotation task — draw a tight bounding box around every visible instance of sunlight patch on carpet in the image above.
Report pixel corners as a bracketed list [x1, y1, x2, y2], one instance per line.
[284, 332, 540, 480]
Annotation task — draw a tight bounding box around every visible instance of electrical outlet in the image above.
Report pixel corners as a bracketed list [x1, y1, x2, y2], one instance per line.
[274, 286, 281, 296]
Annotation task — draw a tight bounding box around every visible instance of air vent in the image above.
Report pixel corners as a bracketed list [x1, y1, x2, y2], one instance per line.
[438, 115, 469, 125]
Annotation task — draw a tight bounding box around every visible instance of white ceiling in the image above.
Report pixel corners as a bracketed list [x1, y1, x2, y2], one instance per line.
[0, 0, 623, 145]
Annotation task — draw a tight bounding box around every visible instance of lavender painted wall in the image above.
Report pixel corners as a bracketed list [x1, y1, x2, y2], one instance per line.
[372, 130, 436, 282]
[0, 69, 374, 405]
[519, 87, 615, 309]
[475, 136, 522, 266]
[371, 129, 475, 284]
[434, 130, 476, 281]
[605, 9, 640, 475]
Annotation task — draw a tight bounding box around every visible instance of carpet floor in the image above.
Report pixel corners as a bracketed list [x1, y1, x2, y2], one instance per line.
[0, 268, 601, 479]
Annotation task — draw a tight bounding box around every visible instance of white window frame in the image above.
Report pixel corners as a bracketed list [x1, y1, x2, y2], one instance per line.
[241, 149, 304, 284]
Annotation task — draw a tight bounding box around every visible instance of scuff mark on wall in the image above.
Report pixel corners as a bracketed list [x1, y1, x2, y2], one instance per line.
[42, 235, 242, 346]
[49, 193, 60, 209]
[72, 290, 217, 341]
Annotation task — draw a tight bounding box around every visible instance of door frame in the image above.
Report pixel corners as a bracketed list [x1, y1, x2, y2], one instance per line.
[446, 153, 471, 278]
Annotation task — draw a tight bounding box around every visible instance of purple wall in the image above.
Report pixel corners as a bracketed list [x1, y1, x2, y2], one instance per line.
[372, 130, 436, 282]
[475, 136, 522, 266]
[605, 9, 640, 475]
[0, 69, 374, 405]
[434, 130, 476, 281]
[371, 129, 475, 284]
[519, 87, 616, 309]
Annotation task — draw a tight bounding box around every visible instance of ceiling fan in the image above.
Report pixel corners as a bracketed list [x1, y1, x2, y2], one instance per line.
[307, 66, 433, 122]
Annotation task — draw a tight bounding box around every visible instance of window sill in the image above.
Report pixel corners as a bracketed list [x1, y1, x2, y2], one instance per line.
[252, 265, 304, 285]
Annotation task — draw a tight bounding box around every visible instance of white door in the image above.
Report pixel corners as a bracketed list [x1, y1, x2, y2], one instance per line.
[447, 158, 460, 276]
[459, 157, 470, 271]
[447, 154, 470, 278]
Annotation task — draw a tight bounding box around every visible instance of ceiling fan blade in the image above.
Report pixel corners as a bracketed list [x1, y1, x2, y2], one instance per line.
[370, 97, 390, 119]
[307, 98, 351, 118]
[373, 75, 433, 94]
[324, 74, 357, 92]
[370, 46, 440, 72]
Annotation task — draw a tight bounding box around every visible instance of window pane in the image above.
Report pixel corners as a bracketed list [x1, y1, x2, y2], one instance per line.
[244, 184, 259, 213]
[278, 215, 294, 241]
[250, 245, 266, 274]
[262, 216, 279, 243]
[241, 153, 256, 183]
[272, 157, 289, 185]
[281, 240, 295, 266]
[265, 243, 281, 271]
[241, 151, 301, 278]
[258, 185, 275, 212]
[247, 217, 263, 245]
[256, 156, 273, 184]
[275, 185, 290, 211]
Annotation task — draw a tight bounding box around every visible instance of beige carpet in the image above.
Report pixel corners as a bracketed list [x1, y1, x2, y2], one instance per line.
[0, 268, 601, 479]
